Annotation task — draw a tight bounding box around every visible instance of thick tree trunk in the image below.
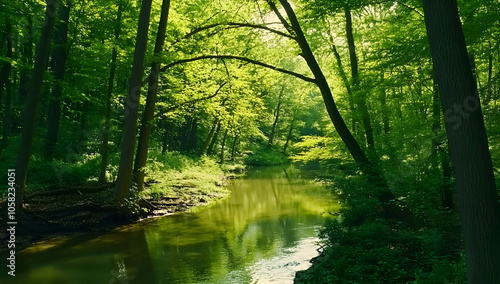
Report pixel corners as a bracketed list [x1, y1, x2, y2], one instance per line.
[15, 0, 58, 216]
[45, 0, 71, 158]
[133, 0, 170, 192]
[114, 0, 153, 201]
[99, 2, 122, 183]
[423, 0, 500, 282]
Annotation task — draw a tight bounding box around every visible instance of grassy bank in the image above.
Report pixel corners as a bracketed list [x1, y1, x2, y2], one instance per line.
[0, 150, 245, 251]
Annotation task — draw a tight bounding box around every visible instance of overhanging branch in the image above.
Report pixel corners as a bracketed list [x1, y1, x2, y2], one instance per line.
[158, 55, 316, 83]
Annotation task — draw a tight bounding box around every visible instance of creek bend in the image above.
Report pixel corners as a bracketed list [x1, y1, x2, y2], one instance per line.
[8, 166, 337, 284]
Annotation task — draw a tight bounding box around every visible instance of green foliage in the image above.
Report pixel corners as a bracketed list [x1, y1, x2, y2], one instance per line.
[245, 145, 289, 166]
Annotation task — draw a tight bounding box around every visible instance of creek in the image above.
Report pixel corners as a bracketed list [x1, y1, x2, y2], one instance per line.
[5, 166, 337, 284]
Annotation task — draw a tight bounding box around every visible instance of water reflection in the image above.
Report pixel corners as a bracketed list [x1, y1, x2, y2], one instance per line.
[2, 166, 337, 284]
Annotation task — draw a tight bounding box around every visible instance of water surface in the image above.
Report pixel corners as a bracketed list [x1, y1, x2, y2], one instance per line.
[3, 166, 337, 284]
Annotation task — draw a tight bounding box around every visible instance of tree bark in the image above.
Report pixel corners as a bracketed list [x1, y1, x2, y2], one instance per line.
[45, 0, 71, 158]
[99, 3, 122, 183]
[15, 0, 58, 216]
[114, 0, 153, 201]
[133, 0, 170, 192]
[423, 0, 500, 281]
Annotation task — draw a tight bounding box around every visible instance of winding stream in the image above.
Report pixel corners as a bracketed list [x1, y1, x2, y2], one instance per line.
[4, 166, 337, 284]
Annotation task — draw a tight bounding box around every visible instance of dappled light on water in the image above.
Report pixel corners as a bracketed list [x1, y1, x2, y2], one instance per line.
[5, 166, 337, 284]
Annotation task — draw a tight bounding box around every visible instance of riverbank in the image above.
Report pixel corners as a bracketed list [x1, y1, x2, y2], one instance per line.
[0, 155, 244, 252]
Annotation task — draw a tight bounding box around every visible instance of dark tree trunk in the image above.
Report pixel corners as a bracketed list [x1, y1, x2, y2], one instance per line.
[133, 0, 170, 192]
[114, 0, 153, 201]
[99, 2, 123, 183]
[15, 0, 58, 216]
[423, 0, 500, 281]
[0, 21, 12, 147]
[198, 118, 218, 156]
[45, 0, 71, 158]
[207, 122, 221, 156]
[187, 117, 198, 151]
[268, 97, 281, 146]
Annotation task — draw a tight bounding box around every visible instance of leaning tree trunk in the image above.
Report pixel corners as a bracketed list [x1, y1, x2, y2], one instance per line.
[15, 0, 58, 216]
[272, 0, 409, 221]
[45, 0, 71, 158]
[423, 0, 500, 282]
[114, 0, 153, 201]
[133, 0, 170, 192]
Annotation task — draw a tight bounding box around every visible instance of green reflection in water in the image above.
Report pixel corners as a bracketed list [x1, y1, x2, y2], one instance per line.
[1, 166, 338, 284]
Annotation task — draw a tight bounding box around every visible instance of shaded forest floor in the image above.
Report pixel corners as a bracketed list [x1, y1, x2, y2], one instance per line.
[0, 173, 234, 252]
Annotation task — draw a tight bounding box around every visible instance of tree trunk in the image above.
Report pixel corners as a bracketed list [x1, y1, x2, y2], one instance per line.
[133, 0, 170, 192]
[268, 97, 281, 146]
[283, 115, 295, 154]
[275, 0, 406, 221]
[114, 0, 153, 201]
[219, 129, 228, 163]
[345, 6, 374, 151]
[0, 21, 12, 147]
[231, 135, 238, 161]
[207, 122, 221, 156]
[331, 42, 356, 133]
[45, 0, 71, 158]
[423, 0, 500, 281]
[198, 118, 218, 156]
[15, 0, 58, 216]
[99, 2, 123, 183]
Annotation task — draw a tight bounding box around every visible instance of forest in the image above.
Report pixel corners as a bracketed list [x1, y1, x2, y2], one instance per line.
[1, 0, 500, 283]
